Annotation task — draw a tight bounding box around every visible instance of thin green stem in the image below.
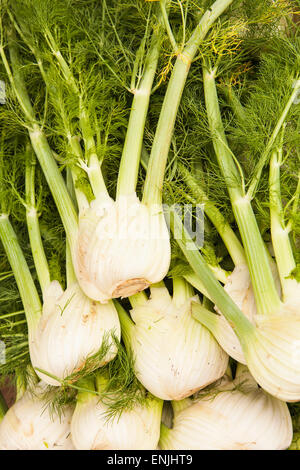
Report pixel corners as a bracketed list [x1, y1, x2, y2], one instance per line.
[171, 209, 255, 351]
[178, 163, 246, 265]
[232, 196, 281, 315]
[45, 29, 107, 199]
[0, 34, 35, 123]
[247, 77, 300, 199]
[6, 10, 48, 86]
[143, 0, 234, 206]
[220, 84, 247, 123]
[116, 7, 164, 197]
[67, 136, 90, 213]
[0, 215, 42, 333]
[66, 169, 78, 286]
[0, 319, 27, 330]
[203, 66, 243, 201]
[79, 104, 108, 198]
[0, 311, 25, 320]
[269, 150, 296, 301]
[160, 0, 178, 52]
[25, 153, 51, 294]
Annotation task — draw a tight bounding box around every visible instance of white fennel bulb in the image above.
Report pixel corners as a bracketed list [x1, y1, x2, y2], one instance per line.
[210, 268, 300, 402]
[30, 281, 120, 386]
[71, 389, 162, 450]
[159, 366, 293, 450]
[119, 280, 228, 400]
[0, 384, 74, 450]
[74, 193, 171, 302]
[244, 288, 300, 402]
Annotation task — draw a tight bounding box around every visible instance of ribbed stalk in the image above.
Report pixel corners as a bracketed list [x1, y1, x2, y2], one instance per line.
[143, 0, 234, 206]
[116, 5, 164, 197]
[160, 0, 177, 51]
[0, 215, 42, 333]
[25, 154, 51, 294]
[203, 65, 281, 316]
[269, 150, 296, 301]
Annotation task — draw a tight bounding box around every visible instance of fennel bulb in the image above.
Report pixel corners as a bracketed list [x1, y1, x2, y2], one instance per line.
[186, 65, 300, 403]
[118, 279, 228, 400]
[75, 193, 171, 302]
[213, 262, 281, 364]
[159, 366, 293, 450]
[71, 387, 162, 450]
[0, 384, 74, 450]
[30, 281, 120, 386]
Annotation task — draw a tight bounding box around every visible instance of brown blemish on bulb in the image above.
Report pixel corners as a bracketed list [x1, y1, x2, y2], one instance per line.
[82, 301, 98, 324]
[112, 278, 150, 298]
[90, 301, 97, 316]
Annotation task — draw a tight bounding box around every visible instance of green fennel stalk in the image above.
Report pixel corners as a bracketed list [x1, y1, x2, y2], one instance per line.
[203, 64, 281, 316]
[170, 208, 255, 351]
[0, 214, 41, 333]
[143, 0, 235, 206]
[0, 34, 78, 255]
